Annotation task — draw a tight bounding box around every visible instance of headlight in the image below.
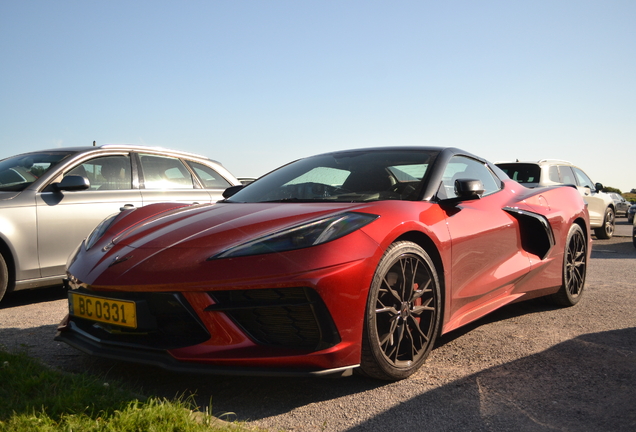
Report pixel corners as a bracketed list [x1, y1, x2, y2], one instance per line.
[212, 212, 379, 259]
[84, 213, 119, 250]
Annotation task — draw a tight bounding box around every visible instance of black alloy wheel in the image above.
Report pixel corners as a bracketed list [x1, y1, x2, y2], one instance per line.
[551, 224, 587, 307]
[360, 241, 441, 380]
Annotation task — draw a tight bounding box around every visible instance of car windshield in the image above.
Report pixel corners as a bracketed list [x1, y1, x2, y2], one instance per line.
[0, 151, 74, 191]
[226, 149, 438, 203]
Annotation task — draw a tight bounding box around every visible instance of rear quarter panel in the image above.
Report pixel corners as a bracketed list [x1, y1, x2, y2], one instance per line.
[510, 183, 591, 298]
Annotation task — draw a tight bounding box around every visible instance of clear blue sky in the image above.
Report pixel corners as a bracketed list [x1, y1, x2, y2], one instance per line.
[1, 1, 634, 192]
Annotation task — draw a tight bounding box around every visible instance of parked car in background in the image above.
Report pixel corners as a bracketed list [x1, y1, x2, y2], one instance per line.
[633, 212, 636, 248]
[609, 193, 630, 216]
[628, 204, 636, 224]
[495, 160, 615, 239]
[0, 144, 240, 302]
[57, 147, 590, 380]
[237, 177, 257, 186]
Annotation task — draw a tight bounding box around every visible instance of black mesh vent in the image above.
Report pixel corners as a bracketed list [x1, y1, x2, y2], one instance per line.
[69, 290, 210, 350]
[208, 287, 340, 351]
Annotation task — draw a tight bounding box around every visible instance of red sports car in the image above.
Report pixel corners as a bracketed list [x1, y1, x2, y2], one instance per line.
[56, 147, 590, 380]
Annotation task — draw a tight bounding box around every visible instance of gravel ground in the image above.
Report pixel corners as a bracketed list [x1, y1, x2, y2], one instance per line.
[1, 219, 635, 432]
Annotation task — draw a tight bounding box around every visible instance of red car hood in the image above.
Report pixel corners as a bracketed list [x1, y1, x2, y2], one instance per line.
[110, 202, 375, 254]
[73, 201, 392, 288]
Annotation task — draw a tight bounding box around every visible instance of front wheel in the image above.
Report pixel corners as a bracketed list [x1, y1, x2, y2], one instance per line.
[594, 207, 615, 239]
[550, 224, 587, 307]
[360, 241, 441, 380]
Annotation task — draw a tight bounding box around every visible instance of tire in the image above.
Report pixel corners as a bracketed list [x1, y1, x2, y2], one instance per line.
[0, 253, 8, 303]
[550, 224, 587, 307]
[360, 241, 441, 380]
[594, 207, 614, 239]
[633, 225, 636, 249]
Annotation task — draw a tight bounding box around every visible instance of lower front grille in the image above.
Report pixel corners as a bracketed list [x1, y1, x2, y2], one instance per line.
[69, 289, 210, 350]
[207, 287, 340, 351]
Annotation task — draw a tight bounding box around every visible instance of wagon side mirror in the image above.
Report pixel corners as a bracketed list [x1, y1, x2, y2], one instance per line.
[594, 182, 604, 192]
[55, 175, 90, 191]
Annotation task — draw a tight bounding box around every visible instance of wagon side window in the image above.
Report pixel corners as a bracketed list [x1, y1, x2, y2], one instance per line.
[548, 166, 560, 183]
[572, 167, 595, 191]
[65, 155, 132, 191]
[138, 154, 194, 189]
[186, 161, 233, 189]
[558, 166, 576, 186]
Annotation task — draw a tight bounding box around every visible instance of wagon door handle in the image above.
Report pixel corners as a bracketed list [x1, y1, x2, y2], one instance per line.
[120, 204, 136, 211]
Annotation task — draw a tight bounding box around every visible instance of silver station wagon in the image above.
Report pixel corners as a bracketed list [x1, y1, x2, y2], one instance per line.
[0, 144, 240, 301]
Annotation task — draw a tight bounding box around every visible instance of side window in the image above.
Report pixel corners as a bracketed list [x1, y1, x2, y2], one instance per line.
[441, 156, 501, 199]
[548, 166, 560, 183]
[558, 166, 577, 186]
[65, 155, 132, 191]
[186, 161, 232, 189]
[572, 167, 595, 190]
[139, 154, 194, 189]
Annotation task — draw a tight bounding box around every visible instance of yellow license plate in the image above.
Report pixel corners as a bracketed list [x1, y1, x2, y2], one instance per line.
[69, 293, 137, 329]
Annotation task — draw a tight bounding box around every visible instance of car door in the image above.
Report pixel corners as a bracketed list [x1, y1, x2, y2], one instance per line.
[564, 166, 604, 226]
[441, 156, 532, 322]
[136, 153, 217, 205]
[36, 154, 143, 277]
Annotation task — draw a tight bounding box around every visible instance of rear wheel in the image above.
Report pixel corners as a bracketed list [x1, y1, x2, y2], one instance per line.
[594, 207, 614, 239]
[360, 241, 441, 380]
[0, 254, 8, 302]
[551, 224, 587, 307]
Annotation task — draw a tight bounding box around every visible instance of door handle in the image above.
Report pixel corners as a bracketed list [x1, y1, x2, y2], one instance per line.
[120, 204, 136, 211]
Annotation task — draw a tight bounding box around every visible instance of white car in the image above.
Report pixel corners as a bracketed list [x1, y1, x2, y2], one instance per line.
[496, 159, 615, 239]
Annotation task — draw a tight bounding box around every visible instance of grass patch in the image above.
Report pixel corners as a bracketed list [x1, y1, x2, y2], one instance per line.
[0, 350, 256, 431]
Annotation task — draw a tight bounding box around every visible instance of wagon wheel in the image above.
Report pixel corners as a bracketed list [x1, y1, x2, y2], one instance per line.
[594, 207, 614, 239]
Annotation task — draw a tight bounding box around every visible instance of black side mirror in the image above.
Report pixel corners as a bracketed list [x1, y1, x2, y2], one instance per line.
[222, 185, 244, 199]
[595, 182, 604, 192]
[55, 175, 90, 191]
[455, 179, 485, 200]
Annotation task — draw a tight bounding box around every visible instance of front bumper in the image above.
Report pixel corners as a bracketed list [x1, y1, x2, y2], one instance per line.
[55, 320, 357, 377]
[56, 284, 361, 376]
